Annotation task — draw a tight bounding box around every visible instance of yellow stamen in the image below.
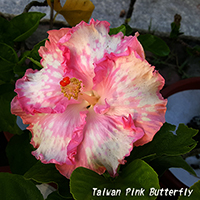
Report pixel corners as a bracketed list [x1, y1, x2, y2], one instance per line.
[60, 77, 82, 100]
[60, 77, 100, 105]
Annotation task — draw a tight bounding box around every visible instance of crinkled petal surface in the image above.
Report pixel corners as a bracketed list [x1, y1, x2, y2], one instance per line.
[12, 96, 87, 165]
[13, 66, 79, 115]
[13, 28, 78, 115]
[30, 104, 87, 165]
[58, 19, 145, 90]
[93, 48, 167, 146]
[11, 19, 167, 179]
[56, 110, 144, 178]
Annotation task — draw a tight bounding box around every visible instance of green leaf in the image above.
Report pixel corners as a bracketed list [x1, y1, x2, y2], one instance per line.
[0, 43, 18, 63]
[0, 17, 20, 46]
[10, 12, 46, 42]
[109, 25, 126, 36]
[18, 50, 31, 65]
[29, 39, 46, 61]
[0, 79, 5, 85]
[14, 64, 29, 78]
[178, 180, 200, 200]
[24, 161, 72, 198]
[148, 155, 196, 177]
[27, 39, 46, 69]
[0, 83, 15, 96]
[127, 123, 198, 163]
[193, 45, 200, 53]
[0, 43, 18, 81]
[123, 24, 133, 36]
[14, 39, 46, 76]
[0, 84, 23, 134]
[27, 57, 43, 68]
[6, 131, 37, 175]
[138, 34, 170, 56]
[70, 159, 159, 200]
[0, 173, 43, 200]
[170, 22, 183, 39]
[14, 51, 31, 77]
[46, 191, 74, 200]
[108, 24, 133, 36]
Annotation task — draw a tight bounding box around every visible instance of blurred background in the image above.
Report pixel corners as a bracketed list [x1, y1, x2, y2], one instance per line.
[0, 0, 200, 38]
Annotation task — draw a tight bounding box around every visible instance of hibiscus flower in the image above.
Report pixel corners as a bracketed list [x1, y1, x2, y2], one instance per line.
[11, 19, 167, 179]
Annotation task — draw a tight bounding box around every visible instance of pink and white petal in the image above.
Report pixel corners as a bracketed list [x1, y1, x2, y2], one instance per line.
[14, 67, 78, 115]
[58, 19, 126, 89]
[11, 96, 35, 125]
[38, 28, 70, 71]
[93, 47, 167, 145]
[56, 111, 144, 178]
[29, 103, 87, 165]
[93, 99, 110, 114]
[11, 94, 88, 165]
[133, 103, 166, 146]
[114, 33, 145, 61]
[47, 28, 71, 44]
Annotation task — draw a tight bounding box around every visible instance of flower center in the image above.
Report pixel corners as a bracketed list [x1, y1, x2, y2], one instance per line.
[60, 77, 100, 106]
[60, 77, 82, 100]
[80, 91, 100, 106]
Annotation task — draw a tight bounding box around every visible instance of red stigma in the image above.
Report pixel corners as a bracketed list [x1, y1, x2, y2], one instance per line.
[60, 77, 70, 87]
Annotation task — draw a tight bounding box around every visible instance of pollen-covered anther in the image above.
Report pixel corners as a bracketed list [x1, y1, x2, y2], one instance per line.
[60, 77, 70, 86]
[60, 77, 82, 100]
